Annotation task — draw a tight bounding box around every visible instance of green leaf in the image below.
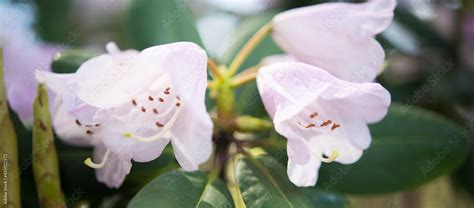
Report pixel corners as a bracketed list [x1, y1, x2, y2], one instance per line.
[128, 170, 233, 208]
[51, 49, 98, 74]
[227, 150, 347, 208]
[127, 0, 202, 49]
[269, 104, 471, 194]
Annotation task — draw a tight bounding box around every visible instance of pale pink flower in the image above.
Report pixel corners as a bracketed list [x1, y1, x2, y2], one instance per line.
[257, 62, 391, 186]
[271, 0, 396, 83]
[1, 3, 59, 124]
[37, 42, 213, 188]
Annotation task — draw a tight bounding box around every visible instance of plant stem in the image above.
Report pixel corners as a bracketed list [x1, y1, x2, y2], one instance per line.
[0, 49, 22, 208]
[232, 65, 260, 87]
[227, 23, 272, 76]
[208, 59, 223, 80]
[33, 84, 66, 208]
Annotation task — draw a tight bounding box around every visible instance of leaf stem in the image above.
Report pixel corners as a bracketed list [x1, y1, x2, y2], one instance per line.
[208, 58, 223, 80]
[227, 23, 272, 76]
[0, 48, 22, 208]
[231, 65, 260, 87]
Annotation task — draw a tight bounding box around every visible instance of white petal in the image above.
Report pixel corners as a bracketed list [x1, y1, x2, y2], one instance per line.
[94, 142, 132, 189]
[171, 105, 213, 171]
[272, 0, 396, 82]
[287, 155, 321, 187]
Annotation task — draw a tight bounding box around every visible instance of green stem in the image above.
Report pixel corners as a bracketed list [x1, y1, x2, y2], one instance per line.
[216, 76, 236, 131]
[33, 84, 66, 208]
[227, 23, 272, 76]
[0, 49, 22, 207]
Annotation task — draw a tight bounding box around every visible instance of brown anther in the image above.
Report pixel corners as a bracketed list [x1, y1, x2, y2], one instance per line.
[158, 97, 164, 102]
[176, 96, 181, 100]
[176, 102, 181, 107]
[132, 99, 137, 106]
[95, 124, 100, 127]
[320, 120, 332, 127]
[305, 123, 316, 128]
[331, 123, 341, 131]
[155, 122, 164, 127]
[75, 119, 82, 126]
[85, 125, 93, 127]
[153, 108, 159, 114]
[148, 96, 154, 101]
[141, 107, 146, 112]
[86, 130, 93, 135]
[164, 91, 170, 95]
[310, 112, 318, 118]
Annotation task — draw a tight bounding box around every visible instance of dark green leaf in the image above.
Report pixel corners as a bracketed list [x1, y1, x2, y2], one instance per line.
[127, 0, 202, 49]
[128, 170, 233, 208]
[228, 151, 347, 208]
[51, 49, 97, 74]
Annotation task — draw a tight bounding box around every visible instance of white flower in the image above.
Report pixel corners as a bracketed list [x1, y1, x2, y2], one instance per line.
[37, 42, 213, 188]
[257, 62, 391, 186]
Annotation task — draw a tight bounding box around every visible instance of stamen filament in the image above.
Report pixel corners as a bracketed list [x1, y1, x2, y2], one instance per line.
[122, 102, 182, 142]
[84, 149, 111, 169]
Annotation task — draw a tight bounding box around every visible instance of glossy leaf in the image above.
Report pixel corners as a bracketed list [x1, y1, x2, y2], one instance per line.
[127, 0, 203, 49]
[51, 49, 97, 74]
[128, 170, 233, 208]
[227, 150, 347, 208]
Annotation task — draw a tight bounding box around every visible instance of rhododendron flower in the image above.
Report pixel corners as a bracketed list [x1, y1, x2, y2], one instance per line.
[271, 0, 396, 82]
[1, 2, 59, 124]
[257, 62, 391, 187]
[37, 42, 213, 188]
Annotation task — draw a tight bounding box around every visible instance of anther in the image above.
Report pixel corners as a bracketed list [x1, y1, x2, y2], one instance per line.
[305, 123, 315, 128]
[95, 124, 100, 127]
[310, 112, 318, 118]
[86, 130, 93, 135]
[75, 119, 82, 126]
[148, 96, 154, 101]
[132, 99, 137, 106]
[331, 123, 340, 131]
[158, 97, 164, 102]
[320, 120, 332, 127]
[141, 107, 146, 112]
[176, 102, 181, 107]
[153, 108, 159, 114]
[155, 122, 164, 127]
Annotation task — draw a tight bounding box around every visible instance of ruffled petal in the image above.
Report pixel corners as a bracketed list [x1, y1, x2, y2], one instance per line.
[170, 105, 213, 171]
[94, 142, 132, 189]
[272, 0, 396, 82]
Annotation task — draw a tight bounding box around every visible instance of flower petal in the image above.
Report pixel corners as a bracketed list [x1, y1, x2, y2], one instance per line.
[287, 154, 321, 187]
[94, 142, 132, 189]
[171, 105, 213, 171]
[272, 0, 396, 82]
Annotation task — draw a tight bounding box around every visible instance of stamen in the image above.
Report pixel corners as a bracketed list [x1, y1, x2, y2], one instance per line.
[305, 123, 315, 128]
[148, 96, 154, 101]
[132, 99, 137, 106]
[320, 120, 332, 127]
[310, 112, 318, 118]
[153, 108, 159, 114]
[95, 124, 100, 127]
[320, 150, 339, 163]
[164, 87, 171, 95]
[331, 123, 341, 131]
[75, 119, 82, 126]
[176, 102, 181, 107]
[155, 122, 164, 127]
[84, 150, 111, 169]
[86, 130, 93, 135]
[158, 97, 164, 102]
[141, 107, 146, 112]
[122, 101, 182, 143]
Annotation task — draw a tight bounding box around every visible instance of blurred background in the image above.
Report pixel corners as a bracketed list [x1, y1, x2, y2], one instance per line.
[1, 0, 474, 207]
